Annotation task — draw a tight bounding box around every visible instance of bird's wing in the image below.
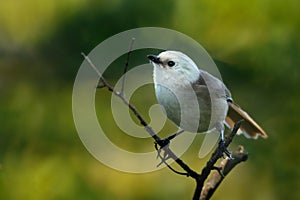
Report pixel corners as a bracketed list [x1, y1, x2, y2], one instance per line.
[192, 71, 229, 132]
[197, 70, 268, 139]
[225, 102, 268, 139]
[196, 70, 231, 100]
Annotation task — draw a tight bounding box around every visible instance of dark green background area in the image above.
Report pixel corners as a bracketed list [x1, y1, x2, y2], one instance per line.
[1, 0, 299, 199]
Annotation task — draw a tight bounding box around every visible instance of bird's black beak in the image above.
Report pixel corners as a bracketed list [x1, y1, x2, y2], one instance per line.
[147, 54, 162, 64]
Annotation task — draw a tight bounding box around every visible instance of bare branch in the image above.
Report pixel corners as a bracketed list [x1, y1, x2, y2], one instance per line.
[81, 52, 197, 177]
[81, 51, 247, 200]
[81, 52, 114, 93]
[200, 146, 248, 200]
[192, 121, 243, 200]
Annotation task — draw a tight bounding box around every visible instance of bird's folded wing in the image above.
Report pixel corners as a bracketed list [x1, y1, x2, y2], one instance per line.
[225, 102, 268, 139]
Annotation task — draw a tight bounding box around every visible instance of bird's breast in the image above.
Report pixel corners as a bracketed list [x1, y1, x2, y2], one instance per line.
[155, 83, 212, 133]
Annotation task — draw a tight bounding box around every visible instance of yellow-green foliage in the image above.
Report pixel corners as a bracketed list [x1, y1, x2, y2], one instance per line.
[0, 0, 299, 199]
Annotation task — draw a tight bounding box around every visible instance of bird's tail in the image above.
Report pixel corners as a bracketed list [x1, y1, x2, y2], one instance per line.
[225, 102, 268, 139]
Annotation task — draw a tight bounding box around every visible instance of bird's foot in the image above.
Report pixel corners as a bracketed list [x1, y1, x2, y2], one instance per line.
[154, 138, 171, 167]
[218, 139, 233, 159]
[154, 130, 184, 167]
[155, 137, 171, 149]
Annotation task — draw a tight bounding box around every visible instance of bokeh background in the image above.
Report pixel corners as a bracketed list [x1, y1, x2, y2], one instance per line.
[1, 0, 299, 199]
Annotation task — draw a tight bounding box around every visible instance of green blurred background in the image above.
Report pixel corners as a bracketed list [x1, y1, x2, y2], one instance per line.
[1, 0, 299, 199]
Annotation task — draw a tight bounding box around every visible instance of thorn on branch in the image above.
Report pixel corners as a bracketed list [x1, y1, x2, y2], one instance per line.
[96, 81, 106, 89]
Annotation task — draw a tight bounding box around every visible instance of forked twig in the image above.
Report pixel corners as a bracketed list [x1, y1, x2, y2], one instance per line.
[200, 146, 248, 199]
[81, 51, 196, 175]
[193, 121, 245, 200]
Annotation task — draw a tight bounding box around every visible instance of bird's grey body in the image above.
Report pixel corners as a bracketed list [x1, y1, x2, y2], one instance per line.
[148, 51, 267, 140]
[153, 55, 228, 134]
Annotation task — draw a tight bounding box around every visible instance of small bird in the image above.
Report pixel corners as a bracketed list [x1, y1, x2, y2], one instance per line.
[147, 51, 267, 154]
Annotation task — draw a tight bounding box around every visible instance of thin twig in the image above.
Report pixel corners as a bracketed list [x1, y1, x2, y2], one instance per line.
[81, 52, 196, 177]
[121, 38, 135, 96]
[166, 129, 185, 141]
[81, 52, 114, 92]
[154, 144, 189, 176]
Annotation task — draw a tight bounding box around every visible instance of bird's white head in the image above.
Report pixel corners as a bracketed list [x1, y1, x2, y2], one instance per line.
[148, 51, 200, 86]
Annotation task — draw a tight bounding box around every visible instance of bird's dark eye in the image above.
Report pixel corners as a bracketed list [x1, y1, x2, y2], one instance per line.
[167, 61, 175, 67]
